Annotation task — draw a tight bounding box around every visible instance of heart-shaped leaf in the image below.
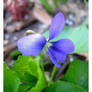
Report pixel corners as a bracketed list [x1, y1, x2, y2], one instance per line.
[60, 59, 88, 90]
[12, 55, 47, 92]
[4, 63, 20, 92]
[43, 81, 87, 92]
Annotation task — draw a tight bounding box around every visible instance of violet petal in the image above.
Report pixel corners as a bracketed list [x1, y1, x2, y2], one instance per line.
[48, 48, 61, 68]
[49, 12, 65, 40]
[17, 34, 46, 56]
[51, 39, 75, 54]
[49, 47, 66, 63]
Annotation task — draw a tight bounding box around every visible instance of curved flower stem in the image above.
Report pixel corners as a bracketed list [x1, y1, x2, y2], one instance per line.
[48, 65, 57, 85]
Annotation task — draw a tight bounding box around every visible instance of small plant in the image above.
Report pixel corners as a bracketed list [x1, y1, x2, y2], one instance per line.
[4, 12, 88, 92]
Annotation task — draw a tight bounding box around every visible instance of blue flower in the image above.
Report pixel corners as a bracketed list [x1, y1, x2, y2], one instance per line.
[17, 12, 75, 68]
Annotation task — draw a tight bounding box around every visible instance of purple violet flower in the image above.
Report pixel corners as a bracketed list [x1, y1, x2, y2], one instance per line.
[17, 12, 75, 68]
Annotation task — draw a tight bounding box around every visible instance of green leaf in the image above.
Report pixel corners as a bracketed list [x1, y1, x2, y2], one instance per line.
[17, 72, 38, 92]
[40, 0, 54, 14]
[12, 55, 47, 92]
[4, 63, 20, 92]
[43, 81, 87, 92]
[43, 24, 88, 53]
[18, 84, 31, 92]
[10, 50, 22, 58]
[60, 59, 88, 90]
[60, 0, 67, 3]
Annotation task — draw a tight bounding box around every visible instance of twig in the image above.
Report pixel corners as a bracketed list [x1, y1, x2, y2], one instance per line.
[32, 7, 52, 26]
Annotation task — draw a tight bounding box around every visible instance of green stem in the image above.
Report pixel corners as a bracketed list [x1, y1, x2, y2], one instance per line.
[49, 65, 57, 85]
[53, 0, 58, 8]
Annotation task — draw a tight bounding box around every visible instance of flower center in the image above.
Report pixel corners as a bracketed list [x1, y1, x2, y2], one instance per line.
[46, 42, 52, 47]
[44, 41, 52, 52]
